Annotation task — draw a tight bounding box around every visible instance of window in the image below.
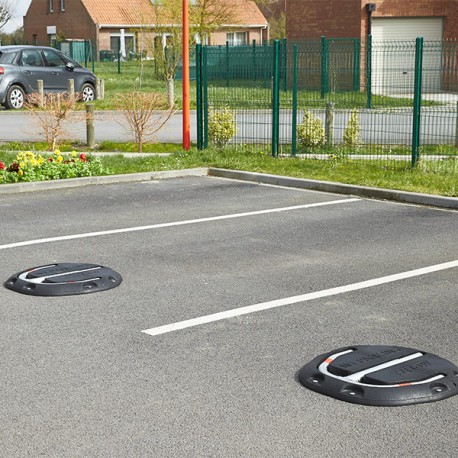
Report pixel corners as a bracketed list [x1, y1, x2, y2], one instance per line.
[43, 49, 67, 67]
[20, 50, 44, 67]
[49, 0, 54, 13]
[60, 0, 65, 12]
[226, 32, 247, 46]
[110, 34, 136, 57]
[0, 51, 18, 64]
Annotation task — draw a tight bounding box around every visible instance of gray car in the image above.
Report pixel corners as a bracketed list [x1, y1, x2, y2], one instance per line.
[0, 45, 96, 110]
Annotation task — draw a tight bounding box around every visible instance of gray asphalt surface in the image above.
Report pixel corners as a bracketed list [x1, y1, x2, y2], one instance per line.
[1, 108, 457, 145]
[0, 111, 195, 143]
[1, 175, 457, 457]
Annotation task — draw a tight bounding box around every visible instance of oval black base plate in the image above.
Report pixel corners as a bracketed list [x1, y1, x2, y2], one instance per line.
[4, 263, 122, 296]
[299, 345, 458, 406]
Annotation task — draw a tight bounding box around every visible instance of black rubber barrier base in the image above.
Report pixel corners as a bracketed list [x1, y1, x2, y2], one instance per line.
[299, 345, 458, 406]
[4, 263, 122, 296]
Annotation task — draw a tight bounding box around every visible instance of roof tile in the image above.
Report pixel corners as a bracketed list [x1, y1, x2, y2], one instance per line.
[80, 0, 267, 27]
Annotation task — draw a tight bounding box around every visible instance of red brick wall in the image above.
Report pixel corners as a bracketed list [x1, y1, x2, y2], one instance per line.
[24, 0, 96, 46]
[287, 0, 361, 40]
[287, 0, 457, 41]
[372, 0, 447, 17]
[444, 0, 458, 40]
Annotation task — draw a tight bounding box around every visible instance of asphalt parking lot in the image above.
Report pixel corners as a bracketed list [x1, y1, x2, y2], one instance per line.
[1, 174, 457, 457]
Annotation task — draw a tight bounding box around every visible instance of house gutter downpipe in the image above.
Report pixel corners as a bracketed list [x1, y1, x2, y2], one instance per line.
[366, 3, 376, 36]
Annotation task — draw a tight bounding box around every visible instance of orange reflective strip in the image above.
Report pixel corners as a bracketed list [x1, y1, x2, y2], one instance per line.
[398, 383, 412, 387]
[324, 358, 334, 364]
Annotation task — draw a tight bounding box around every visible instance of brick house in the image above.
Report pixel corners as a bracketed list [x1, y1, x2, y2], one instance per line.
[286, 1, 457, 93]
[286, 0, 458, 41]
[23, 0, 268, 59]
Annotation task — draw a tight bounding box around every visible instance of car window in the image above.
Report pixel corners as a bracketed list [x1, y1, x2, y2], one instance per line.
[0, 51, 18, 64]
[20, 49, 44, 67]
[42, 49, 68, 68]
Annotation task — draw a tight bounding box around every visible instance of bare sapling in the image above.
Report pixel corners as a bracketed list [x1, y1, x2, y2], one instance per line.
[25, 92, 81, 151]
[114, 92, 175, 153]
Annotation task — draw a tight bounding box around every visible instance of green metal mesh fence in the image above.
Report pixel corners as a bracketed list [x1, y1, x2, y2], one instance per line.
[197, 37, 458, 174]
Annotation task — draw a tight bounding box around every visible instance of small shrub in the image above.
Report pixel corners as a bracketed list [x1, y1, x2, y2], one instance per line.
[0, 151, 103, 184]
[114, 91, 175, 153]
[208, 108, 237, 148]
[343, 110, 362, 148]
[25, 92, 80, 151]
[297, 111, 326, 151]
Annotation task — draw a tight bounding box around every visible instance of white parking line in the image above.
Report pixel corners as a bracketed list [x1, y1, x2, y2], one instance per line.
[141, 260, 458, 336]
[0, 198, 360, 251]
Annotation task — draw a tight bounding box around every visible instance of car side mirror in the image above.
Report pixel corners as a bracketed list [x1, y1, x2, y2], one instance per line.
[66, 62, 75, 72]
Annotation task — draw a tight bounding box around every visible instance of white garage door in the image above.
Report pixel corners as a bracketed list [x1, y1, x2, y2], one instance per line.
[371, 18, 444, 93]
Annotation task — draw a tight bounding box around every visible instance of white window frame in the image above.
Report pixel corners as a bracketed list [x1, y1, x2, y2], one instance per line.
[60, 0, 65, 12]
[49, 0, 54, 13]
[110, 33, 136, 54]
[226, 32, 247, 47]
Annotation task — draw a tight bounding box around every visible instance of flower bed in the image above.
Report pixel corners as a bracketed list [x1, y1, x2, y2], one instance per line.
[0, 151, 103, 184]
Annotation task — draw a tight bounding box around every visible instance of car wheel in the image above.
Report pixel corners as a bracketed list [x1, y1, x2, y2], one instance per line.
[80, 83, 95, 102]
[5, 85, 26, 110]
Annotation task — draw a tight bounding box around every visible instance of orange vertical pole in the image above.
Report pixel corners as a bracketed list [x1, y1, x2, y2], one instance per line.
[182, 0, 191, 150]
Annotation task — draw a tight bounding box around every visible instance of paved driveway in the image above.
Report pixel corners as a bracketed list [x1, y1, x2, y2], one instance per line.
[1, 176, 457, 457]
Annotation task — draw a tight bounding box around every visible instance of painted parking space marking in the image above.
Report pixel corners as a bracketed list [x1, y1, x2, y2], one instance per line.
[0, 198, 360, 251]
[141, 260, 458, 337]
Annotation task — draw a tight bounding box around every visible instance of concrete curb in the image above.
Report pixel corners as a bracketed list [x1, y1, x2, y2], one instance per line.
[0, 168, 208, 195]
[1, 166, 457, 210]
[207, 168, 458, 210]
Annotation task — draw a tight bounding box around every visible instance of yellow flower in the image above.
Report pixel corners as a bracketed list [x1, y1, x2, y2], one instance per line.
[71, 151, 77, 158]
[54, 150, 61, 156]
[56, 156, 63, 163]
[18, 169, 24, 176]
[19, 161, 25, 168]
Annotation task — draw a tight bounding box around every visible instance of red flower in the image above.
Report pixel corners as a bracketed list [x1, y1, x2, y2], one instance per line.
[0, 161, 5, 170]
[79, 153, 87, 162]
[48, 157, 53, 162]
[8, 162, 19, 172]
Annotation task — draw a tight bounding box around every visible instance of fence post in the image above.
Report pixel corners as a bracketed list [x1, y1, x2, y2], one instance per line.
[37, 80, 44, 108]
[67, 79, 74, 97]
[291, 44, 298, 157]
[321, 36, 328, 99]
[252, 40, 257, 83]
[272, 40, 280, 157]
[366, 34, 372, 109]
[91, 41, 95, 73]
[455, 101, 458, 148]
[412, 37, 424, 167]
[353, 39, 361, 92]
[117, 37, 121, 74]
[96, 78, 104, 100]
[203, 46, 209, 149]
[226, 41, 230, 87]
[196, 44, 203, 150]
[86, 103, 95, 148]
[282, 38, 288, 92]
[325, 103, 334, 147]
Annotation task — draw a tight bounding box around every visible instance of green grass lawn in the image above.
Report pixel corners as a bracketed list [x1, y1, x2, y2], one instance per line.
[86, 61, 434, 111]
[1, 144, 457, 197]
